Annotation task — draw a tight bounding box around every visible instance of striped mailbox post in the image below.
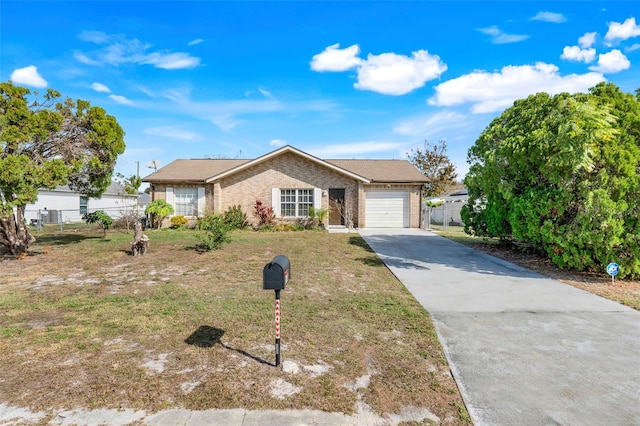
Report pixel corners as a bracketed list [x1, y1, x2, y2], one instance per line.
[263, 255, 290, 367]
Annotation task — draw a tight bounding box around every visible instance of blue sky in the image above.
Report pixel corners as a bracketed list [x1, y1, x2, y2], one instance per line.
[3, 1, 639, 180]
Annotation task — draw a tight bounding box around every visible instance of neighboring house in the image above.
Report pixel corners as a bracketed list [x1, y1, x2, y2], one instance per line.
[137, 192, 151, 214]
[425, 188, 468, 226]
[24, 182, 138, 224]
[142, 145, 428, 228]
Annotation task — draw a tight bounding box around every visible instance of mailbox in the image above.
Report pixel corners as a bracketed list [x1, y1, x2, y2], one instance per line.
[263, 255, 290, 290]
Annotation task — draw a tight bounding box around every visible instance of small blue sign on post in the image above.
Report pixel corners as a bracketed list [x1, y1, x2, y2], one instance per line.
[606, 262, 619, 285]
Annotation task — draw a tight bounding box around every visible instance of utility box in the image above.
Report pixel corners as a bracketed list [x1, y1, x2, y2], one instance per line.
[263, 255, 290, 290]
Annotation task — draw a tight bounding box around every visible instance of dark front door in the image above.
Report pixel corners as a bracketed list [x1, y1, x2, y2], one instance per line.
[329, 189, 345, 225]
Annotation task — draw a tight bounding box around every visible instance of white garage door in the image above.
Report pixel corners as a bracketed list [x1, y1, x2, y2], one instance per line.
[365, 190, 409, 228]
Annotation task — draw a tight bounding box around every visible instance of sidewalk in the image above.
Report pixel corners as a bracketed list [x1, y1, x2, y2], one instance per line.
[359, 228, 640, 426]
[0, 404, 400, 425]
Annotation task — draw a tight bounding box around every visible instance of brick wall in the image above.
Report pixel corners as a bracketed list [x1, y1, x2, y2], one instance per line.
[218, 152, 360, 226]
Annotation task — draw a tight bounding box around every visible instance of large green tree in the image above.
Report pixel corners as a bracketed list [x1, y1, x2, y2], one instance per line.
[462, 82, 640, 278]
[407, 139, 458, 196]
[0, 81, 125, 255]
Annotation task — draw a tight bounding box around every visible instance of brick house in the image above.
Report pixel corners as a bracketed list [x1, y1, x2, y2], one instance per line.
[142, 145, 428, 228]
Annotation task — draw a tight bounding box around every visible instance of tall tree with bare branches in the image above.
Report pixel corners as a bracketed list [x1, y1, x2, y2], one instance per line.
[407, 139, 457, 196]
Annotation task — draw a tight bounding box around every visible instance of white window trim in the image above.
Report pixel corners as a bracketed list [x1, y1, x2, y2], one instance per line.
[313, 188, 322, 210]
[272, 188, 281, 217]
[277, 188, 317, 218]
[166, 187, 174, 216]
[197, 187, 205, 217]
[170, 187, 200, 218]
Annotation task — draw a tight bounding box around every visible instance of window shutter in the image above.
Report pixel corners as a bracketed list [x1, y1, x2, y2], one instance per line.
[271, 188, 281, 217]
[197, 187, 205, 216]
[166, 187, 174, 215]
[313, 188, 322, 209]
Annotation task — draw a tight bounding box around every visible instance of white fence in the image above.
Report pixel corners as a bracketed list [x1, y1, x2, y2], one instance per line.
[24, 205, 144, 231]
[422, 198, 466, 231]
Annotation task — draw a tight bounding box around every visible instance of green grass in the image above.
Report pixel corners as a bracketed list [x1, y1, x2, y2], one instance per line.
[0, 227, 470, 423]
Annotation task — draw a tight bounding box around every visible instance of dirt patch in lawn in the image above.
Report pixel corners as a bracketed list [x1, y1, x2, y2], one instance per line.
[0, 228, 470, 424]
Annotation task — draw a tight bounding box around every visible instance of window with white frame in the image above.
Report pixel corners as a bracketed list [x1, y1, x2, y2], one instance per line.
[280, 189, 313, 217]
[174, 187, 198, 216]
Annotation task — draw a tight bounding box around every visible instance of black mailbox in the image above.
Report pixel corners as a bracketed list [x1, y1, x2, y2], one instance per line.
[263, 255, 290, 290]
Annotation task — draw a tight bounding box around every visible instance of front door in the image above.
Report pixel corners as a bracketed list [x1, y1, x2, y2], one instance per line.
[328, 189, 345, 226]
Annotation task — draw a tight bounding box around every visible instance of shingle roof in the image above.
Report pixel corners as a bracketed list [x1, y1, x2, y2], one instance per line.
[142, 147, 428, 184]
[326, 159, 428, 183]
[142, 159, 249, 182]
[46, 182, 136, 197]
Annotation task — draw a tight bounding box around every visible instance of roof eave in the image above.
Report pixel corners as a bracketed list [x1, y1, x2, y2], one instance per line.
[368, 180, 428, 184]
[143, 178, 208, 185]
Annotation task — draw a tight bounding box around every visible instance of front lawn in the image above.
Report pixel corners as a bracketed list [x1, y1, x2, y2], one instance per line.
[0, 228, 469, 424]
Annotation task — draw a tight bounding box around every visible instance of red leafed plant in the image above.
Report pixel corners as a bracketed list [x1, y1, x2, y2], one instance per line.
[253, 199, 276, 227]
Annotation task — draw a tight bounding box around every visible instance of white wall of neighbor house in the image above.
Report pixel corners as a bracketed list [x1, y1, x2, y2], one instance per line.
[23, 190, 138, 224]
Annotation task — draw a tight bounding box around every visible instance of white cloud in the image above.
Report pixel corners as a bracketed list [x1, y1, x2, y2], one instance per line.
[211, 114, 241, 132]
[477, 26, 530, 44]
[394, 110, 467, 136]
[355, 50, 447, 96]
[143, 126, 201, 141]
[10, 65, 48, 88]
[76, 31, 201, 70]
[579, 32, 598, 48]
[428, 62, 605, 114]
[259, 87, 274, 99]
[270, 139, 287, 147]
[311, 44, 447, 96]
[561, 46, 596, 63]
[310, 43, 362, 72]
[307, 141, 405, 157]
[188, 38, 205, 46]
[589, 49, 631, 73]
[531, 11, 567, 23]
[74, 51, 102, 66]
[141, 52, 200, 69]
[605, 17, 640, 42]
[136, 88, 336, 132]
[91, 82, 111, 93]
[78, 30, 111, 44]
[109, 94, 134, 105]
[628, 43, 640, 52]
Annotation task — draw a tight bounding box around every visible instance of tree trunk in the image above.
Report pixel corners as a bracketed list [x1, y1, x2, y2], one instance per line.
[131, 221, 149, 256]
[0, 206, 35, 256]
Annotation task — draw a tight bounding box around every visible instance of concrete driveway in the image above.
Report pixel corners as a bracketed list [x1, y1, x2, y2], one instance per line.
[359, 228, 640, 426]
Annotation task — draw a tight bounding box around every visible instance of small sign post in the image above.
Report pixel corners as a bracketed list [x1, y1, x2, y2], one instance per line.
[606, 262, 619, 285]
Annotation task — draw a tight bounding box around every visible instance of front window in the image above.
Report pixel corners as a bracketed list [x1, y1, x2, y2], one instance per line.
[174, 187, 198, 216]
[281, 189, 313, 217]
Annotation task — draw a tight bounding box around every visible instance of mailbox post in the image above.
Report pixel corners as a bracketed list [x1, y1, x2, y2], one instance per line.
[263, 255, 290, 367]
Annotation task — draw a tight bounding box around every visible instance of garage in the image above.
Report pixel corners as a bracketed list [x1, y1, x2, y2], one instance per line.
[365, 190, 409, 228]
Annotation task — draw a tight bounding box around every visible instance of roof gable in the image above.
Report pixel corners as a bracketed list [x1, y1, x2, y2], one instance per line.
[205, 145, 370, 183]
